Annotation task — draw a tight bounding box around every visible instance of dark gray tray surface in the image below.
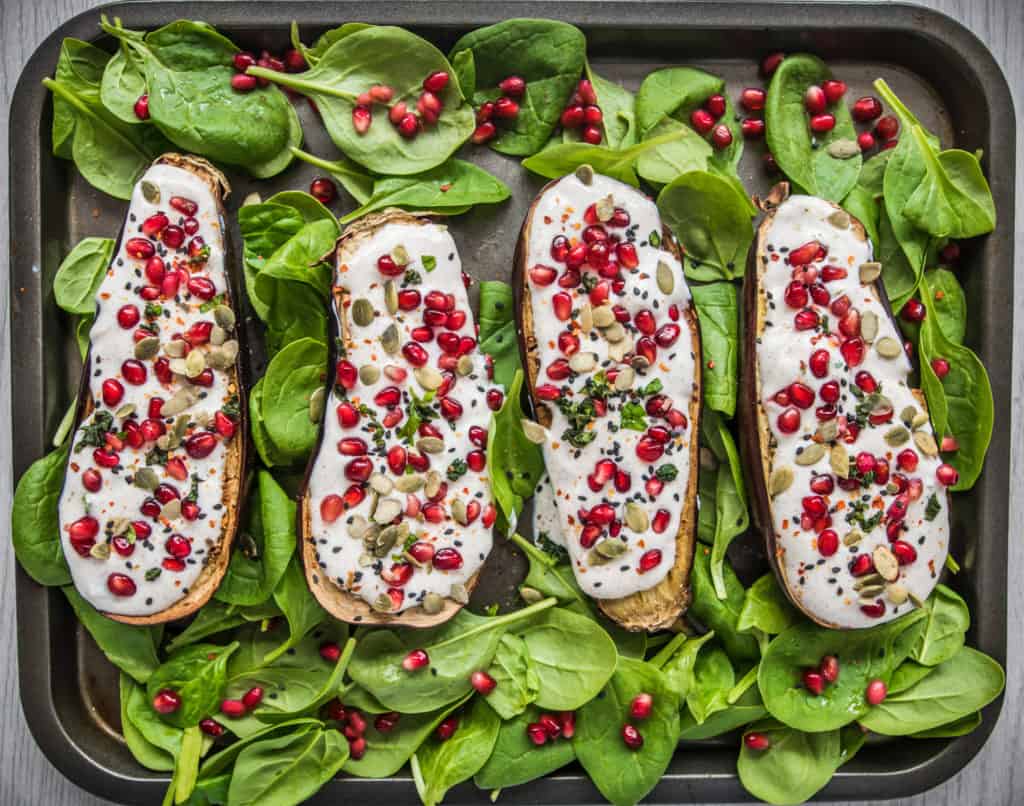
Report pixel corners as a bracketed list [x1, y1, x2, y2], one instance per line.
[9, 2, 1014, 803]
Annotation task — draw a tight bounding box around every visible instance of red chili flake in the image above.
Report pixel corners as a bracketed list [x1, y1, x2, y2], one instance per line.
[440, 183, 452, 192]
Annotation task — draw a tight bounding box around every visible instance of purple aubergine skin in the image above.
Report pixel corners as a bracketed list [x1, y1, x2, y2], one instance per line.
[737, 182, 950, 630]
[59, 154, 250, 625]
[513, 167, 702, 632]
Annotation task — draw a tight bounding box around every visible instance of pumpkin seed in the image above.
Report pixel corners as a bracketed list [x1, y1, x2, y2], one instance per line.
[134, 467, 159, 491]
[858, 585, 886, 600]
[858, 262, 882, 283]
[372, 593, 394, 613]
[373, 525, 400, 557]
[521, 419, 547, 445]
[830, 444, 849, 477]
[911, 412, 930, 430]
[569, 351, 597, 373]
[795, 443, 826, 466]
[884, 426, 910, 446]
[456, 355, 474, 376]
[414, 366, 443, 391]
[574, 164, 594, 186]
[370, 473, 394, 496]
[592, 305, 615, 328]
[816, 419, 839, 443]
[416, 436, 445, 454]
[210, 325, 227, 346]
[168, 358, 189, 377]
[630, 354, 651, 373]
[452, 499, 468, 525]
[657, 261, 675, 294]
[872, 545, 900, 582]
[185, 350, 207, 377]
[156, 434, 172, 451]
[90, 543, 111, 560]
[450, 584, 470, 605]
[900, 406, 918, 427]
[348, 516, 369, 540]
[164, 339, 187, 358]
[422, 593, 445, 614]
[826, 138, 861, 159]
[624, 502, 649, 532]
[242, 191, 261, 206]
[173, 415, 190, 439]
[886, 583, 909, 605]
[768, 466, 794, 497]
[359, 524, 380, 548]
[358, 553, 375, 568]
[595, 194, 615, 222]
[909, 592, 926, 609]
[352, 298, 375, 327]
[141, 180, 160, 204]
[213, 305, 235, 330]
[614, 366, 635, 391]
[193, 411, 211, 428]
[391, 244, 410, 266]
[206, 341, 239, 370]
[913, 431, 939, 457]
[373, 498, 402, 525]
[875, 337, 902, 359]
[359, 364, 380, 385]
[161, 499, 182, 521]
[608, 337, 632, 362]
[384, 280, 399, 315]
[134, 337, 160, 360]
[115, 403, 136, 419]
[853, 573, 884, 591]
[519, 586, 544, 604]
[308, 386, 326, 423]
[578, 303, 593, 333]
[395, 474, 424, 493]
[424, 471, 443, 500]
[842, 529, 863, 547]
[602, 322, 626, 343]
[861, 311, 879, 343]
[827, 209, 851, 229]
[380, 324, 399, 354]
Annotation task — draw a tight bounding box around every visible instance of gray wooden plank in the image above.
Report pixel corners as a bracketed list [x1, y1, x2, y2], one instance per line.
[0, 0, 1020, 804]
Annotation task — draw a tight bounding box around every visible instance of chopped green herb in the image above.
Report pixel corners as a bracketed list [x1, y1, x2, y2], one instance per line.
[447, 458, 468, 481]
[422, 255, 437, 272]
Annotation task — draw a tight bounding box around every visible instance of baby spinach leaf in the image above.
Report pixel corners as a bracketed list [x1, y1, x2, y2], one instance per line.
[290, 21, 372, 68]
[911, 710, 982, 739]
[691, 281, 739, 416]
[512, 606, 618, 711]
[689, 546, 760, 662]
[521, 128, 686, 187]
[877, 202, 921, 311]
[911, 584, 970, 667]
[348, 598, 556, 713]
[170, 725, 203, 805]
[765, 54, 861, 202]
[635, 117, 712, 188]
[255, 26, 474, 174]
[75, 315, 93, 360]
[474, 705, 576, 789]
[412, 697, 501, 805]
[858, 148, 893, 196]
[53, 237, 115, 315]
[478, 281, 520, 389]
[259, 338, 328, 466]
[513, 533, 586, 605]
[573, 657, 681, 806]
[101, 17, 293, 167]
[64, 586, 161, 682]
[483, 633, 540, 719]
[635, 66, 723, 137]
[44, 38, 169, 200]
[737, 574, 798, 637]
[758, 610, 927, 732]
[266, 556, 329, 663]
[657, 170, 754, 281]
[337, 158, 510, 223]
[165, 601, 247, 654]
[450, 19, 586, 156]
[248, 100, 304, 180]
[11, 444, 72, 586]
[125, 673, 189, 759]
[901, 126, 996, 239]
[249, 379, 291, 469]
[887, 659, 936, 695]
[120, 674, 175, 772]
[199, 718, 321, 779]
[922, 267, 967, 345]
[917, 271, 993, 490]
[562, 65, 636, 150]
[290, 147, 375, 204]
[737, 719, 844, 806]
[258, 638, 356, 727]
[679, 684, 767, 741]
[841, 185, 880, 249]
[227, 726, 349, 805]
[256, 219, 337, 300]
[99, 45, 148, 124]
[702, 412, 749, 600]
[147, 643, 239, 730]
[216, 471, 295, 607]
[653, 631, 714, 699]
[860, 647, 1004, 736]
[686, 643, 734, 725]
[487, 370, 545, 531]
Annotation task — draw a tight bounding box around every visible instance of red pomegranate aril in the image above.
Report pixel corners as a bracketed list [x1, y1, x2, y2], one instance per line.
[793, 308, 819, 331]
[875, 115, 899, 140]
[822, 79, 847, 104]
[219, 699, 246, 718]
[857, 131, 876, 151]
[631, 308, 656, 336]
[471, 670, 498, 695]
[928, 357, 951, 379]
[412, 326, 435, 344]
[745, 731, 771, 751]
[704, 93, 726, 118]
[466, 449, 486, 473]
[611, 241, 638, 269]
[417, 91, 444, 125]
[182, 432, 216, 460]
[397, 113, 421, 138]
[423, 69, 450, 93]
[185, 276, 215, 301]
[629, 692, 654, 720]
[141, 213, 168, 238]
[182, 216, 198, 235]
[486, 389, 505, 411]
[582, 224, 608, 244]
[472, 121, 497, 143]
[840, 337, 865, 367]
[742, 118, 765, 138]
[125, 237, 155, 260]
[807, 349, 830, 379]
[102, 378, 125, 407]
[936, 463, 959, 486]
[787, 382, 814, 409]
[344, 457, 373, 483]
[809, 113, 836, 133]
[804, 85, 827, 115]
[231, 73, 257, 92]
[377, 254, 405, 276]
[803, 669, 825, 695]
[536, 384, 561, 401]
[655, 323, 681, 348]
[493, 96, 519, 120]
[556, 331, 581, 356]
[621, 724, 644, 750]
[740, 86, 767, 111]
[107, 573, 137, 597]
[129, 92, 150, 120]
[941, 242, 961, 263]
[851, 95, 883, 122]
[529, 264, 559, 287]
[817, 380, 840, 404]
[638, 549, 662, 573]
[527, 723, 549, 746]
[777, 407, 801, 434]
[582, 126, 601, 146]
[93, 448, 119, 468]
[583, 105, 603, 126]
[152, 689, 181, 714]
[818, 529, 839, 557]
[432, 546, 463, 570]
[890, 540, 918, 565]
[316, 642, 341, 664]
[579, 525, 602, 548]
[320, 494, 347, 524]
[820, 264, 848, 283]
[691, 108, 715, 135]
[636, 436, 664, 463]
[81, 468, 103, 494]
[900, 299, 926, 323]
[561, 104, 585, 129]
[165, 534, 191, 560]
[807, 282, 830, 306]
[865, 679, 887, 705]
[650, 509, 671, 535]
[401, 342, 429, 367]
[761, 51, 786, 76]
[711, 124, 733, 149]
[161, 225, 185, 249]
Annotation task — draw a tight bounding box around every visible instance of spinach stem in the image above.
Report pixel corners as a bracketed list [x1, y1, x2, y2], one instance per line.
[42, 78, 154, 163]
[430, 596, 558, 651]
[649, 631, 688, 668]
[247, 66, 359, 102]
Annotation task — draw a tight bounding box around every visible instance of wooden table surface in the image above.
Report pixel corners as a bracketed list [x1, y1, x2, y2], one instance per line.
[2, 1, 1021, 804]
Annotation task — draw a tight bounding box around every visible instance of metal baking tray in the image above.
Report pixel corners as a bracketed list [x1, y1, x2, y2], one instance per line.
[9, 2, 1014, 803]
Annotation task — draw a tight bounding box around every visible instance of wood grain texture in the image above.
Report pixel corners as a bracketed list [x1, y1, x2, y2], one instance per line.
[1, 1, 1021, 804]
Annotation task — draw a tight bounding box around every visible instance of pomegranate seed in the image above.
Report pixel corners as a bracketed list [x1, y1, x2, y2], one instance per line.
[941, 242, 961, 263]
[397, 113, 421, 138]
[818, 530, 839, 557]
[486, 389, 504, 410]
[745, 732, 771, 751]
[152, 689, 181, 714]
[858, 131, 876, 151]
[499, 75, 526, 97]
[403, 649, 430, 672]
[822, 79, 847, 104]
[803, 669, 825, 695]
[561, 105, 585, 129]
[320, 495, 345, 524]
[795, 306, 819, 329]
[763, 152, 779, 172]
[930, 357, 950, 379]
[527, 723, 548, 745]
[875, 115, 899, 140]
[184, 432, 217, 459]
[638, 549, 662, 573]
[308, 177, 337, 205]
[423, 70, 450, 93]
[494, 97, 519, 120]
[402, 342, 429, 366]
[789, 240, 823, 266]
[704, 93, 726, 118]
[654, 323, 681, 348]
[161, 225, 185, 250]
[630, 693, 653, 720]
[165, 533, 192, 559]
[865, 679, 887, 705]
[941, 435, 960, 452]
[742, 118, 765, 138]
[141, 213, 168, 238]
[583, 106, 603, 126]
[125, 238, 155, 260]
[901, 299, 926, 322]
[551, 292, 572, 322]
[93, 448, 119, 468]
[351, 104, 372, 134]
[231, 73, 257, 92]
[840, 338, 865, 367]
[761, 52, 785, 76]
[344, 457, 373, 483]
[101, 378, 125, 407]
[133, 94, 150, 120]
[777, 407, 801, 434]
[851, 96, 882, 122]
[789, 382, 815, 409]
[529, 264, 558, 287]
[804, 85, 827, 115]
[107, 573, 136, 597]
[433, 548, 464, 570]
[621, 724, 644, 750]
[417, 91, 444, 125]
[219, 699, 245, 718]
[471, 671, 497, 695]
[186, 276, 216, 300]
[810, 113, 836, 133]
[809, 349, 831, 378]
[740, 87, 766, 111]
[936, 463, 959, 486]
[891, 541, 918, 565]
[711, 124, 733, 149]
[690, 108, 715, 134]
[635, 436, 664, 463]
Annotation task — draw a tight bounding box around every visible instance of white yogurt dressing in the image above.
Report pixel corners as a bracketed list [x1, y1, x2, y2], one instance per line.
[58, 162, 239, 616]
[531, 475, 565, 549]
[307, 220, 499, 614]
[757, 195, 950, 628]
[525, 173, 697, 599]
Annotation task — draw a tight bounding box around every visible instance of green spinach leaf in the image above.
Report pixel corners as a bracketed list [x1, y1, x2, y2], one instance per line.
[290, 147, 375, 204]
[686, 643, 734, 725]
[483, 633, 540, 719]
[487, 370, 545, 531]
[147, 642, 239, 730]
[690, 281, 739, 415]
[53, 237, 115, 315]
[478, 280, 520, 389]
[412, 697, 501, 805]
[679, 683, 767, 740]
[12, 444, 72, 586]
[266, 556, 329, 663]
[737, 574, 799, 637]
[120, 674, 175, 772]
[64, 586, 161, 682]
[921, 267, 967, 345]
[689, 545, 760, 662]
[474, 705, 575, 789]
[227, 726, 348, 805]
[259, 338, 328, 466]
[911, 584, 970, 667]
[702, 412, 749, 600]
[737, 719, 847, 806]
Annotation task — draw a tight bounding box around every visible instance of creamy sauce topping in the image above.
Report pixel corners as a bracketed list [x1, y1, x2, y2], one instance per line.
[58, 163, 240, 616]
[757, 195, 950, 628]
[525, 172, 697, 599]
[307, 220, 499, 614]
[531, 475, 565, 549]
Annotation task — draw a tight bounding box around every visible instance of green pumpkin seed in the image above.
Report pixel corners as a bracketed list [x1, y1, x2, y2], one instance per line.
[242, 191, 261, 206]
[416, 436, 445, 454]
[141, 180, 160, 204]
[843, 529, 863, 547]
[578, 303, 593, 333]
[384, 281, 399, 315]
[614, 366, 635, 391]
[352, 298, 375, 327]
[830, 444, 849, 477]
[825, 138, 860, 159]
[391, 244, 410, 267]
[595, 194, 614, 222]
[168, 358, 189, 377]
[861, 311, 879, 343]
[372, 593, 395, 613]
[827, 210, 851, 229]
[90, 543, 112, 560]
[872, 545, 900, 582]
[795, 443, 826, 466]
[421, 593, 445, 614]
[913, 430, 939, 457]
[373, 525, 401, 557]
[521, 419, 546, 445]
[395, 474, 424, 493]
[213, 305, 235, 330]
[161, 499, 182, 521]
[134, 337, 160, 360]
[569, 352, 597, 373]
[900, 406, 918, 427]
[768, 466, 794, 497]
[164, 339, 188, 358]
[115, 403, 136, 419]
[348, 516, 370, 540]
[519, 586, 544, 604]
[592, 305, 615, 328]
[657, 261, 675, 294]
[450, 583, 469, 604]
[575, 164, 594, 186]
[308, 386, 326, 423]
[456, 355, 474, 376]
[359, 364, 380, 385]
[859, 262, 882, 283]
[424, 471, 443, 500]
[608, 337, 632, 362]
[133, 467, 159, 491]
[414, 366, 443, 391]
[624, 502, 649, 532]
[603, 322, 626, 343]
[884, 426, 910, 446]
[370, 473, 393, 495]
[185, 350, 207, 377]
[380, 324, 400, 354]
[210, 325, 227, 346]
[853, 572, 884, 591]
[911, 412, 930, 430]
[858, 585, 886, 600]
[373, 498, 403, 525]
[451, 499, 468, 525]
[816, 419, 839, 443]
[886, 583, 909, 605]
[875, 337, 903, 359]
